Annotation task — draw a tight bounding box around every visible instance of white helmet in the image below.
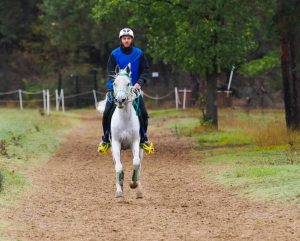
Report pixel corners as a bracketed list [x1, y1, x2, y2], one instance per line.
[119, 28, 134, 39]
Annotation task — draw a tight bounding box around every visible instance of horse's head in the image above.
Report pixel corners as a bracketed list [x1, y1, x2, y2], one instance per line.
[113, 64, 132, 108]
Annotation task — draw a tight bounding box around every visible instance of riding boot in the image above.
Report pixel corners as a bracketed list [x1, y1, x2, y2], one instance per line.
[98, 92, 114, 153]
[138, 99, 154, 154]
[140, 127, 149, 143]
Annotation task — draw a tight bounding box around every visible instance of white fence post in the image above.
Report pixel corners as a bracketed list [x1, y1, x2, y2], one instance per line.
[43, 90, 46, 112]
[92, 90, 97, 109]
[61, 89, 65, 113]
[18, 89, 23, 110]
[46, 89, 50, 115]
[175, 87, 178, 110]
[55, 89, 59, 111]
[183, 88, 186, 110]
[227, 65, 235, 97]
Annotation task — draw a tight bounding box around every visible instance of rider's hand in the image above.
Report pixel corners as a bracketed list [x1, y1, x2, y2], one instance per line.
[134, 83, 141, 90]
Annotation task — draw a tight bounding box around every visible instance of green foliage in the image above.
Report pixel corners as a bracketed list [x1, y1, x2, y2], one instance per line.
[0, 0, 40, 44]
[239, 51, 280, 77]
[92, 0, 276, 74]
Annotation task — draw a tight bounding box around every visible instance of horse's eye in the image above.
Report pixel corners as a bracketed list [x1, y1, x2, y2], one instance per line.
[127, 83, 130, 86]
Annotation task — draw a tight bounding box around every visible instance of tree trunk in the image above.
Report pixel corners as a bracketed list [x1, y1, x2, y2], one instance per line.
[190, 73, 199, 106]
[280, 37, 300, 129]
[278, 0, 300, 130]
[206, 70, 218, 127]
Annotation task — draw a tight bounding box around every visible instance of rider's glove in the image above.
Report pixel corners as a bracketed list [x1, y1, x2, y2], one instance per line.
[133, 88, 141, 97]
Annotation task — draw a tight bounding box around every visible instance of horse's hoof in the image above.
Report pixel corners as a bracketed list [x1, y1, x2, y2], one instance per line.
[136, 191, 143, 199]
[129, 181, 138, 189]
[115, 191, 124, 198]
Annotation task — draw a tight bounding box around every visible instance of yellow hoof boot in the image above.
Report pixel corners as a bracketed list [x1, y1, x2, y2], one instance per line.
[140, 141, 155, 154]
[97, 142, 111, 154]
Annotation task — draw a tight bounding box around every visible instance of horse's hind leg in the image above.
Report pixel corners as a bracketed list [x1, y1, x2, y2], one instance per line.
[112, 141, 123, 198]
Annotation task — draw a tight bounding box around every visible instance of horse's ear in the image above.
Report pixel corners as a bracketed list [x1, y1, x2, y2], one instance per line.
[125, 63, 131, 75]
[115, 65, 120, 74]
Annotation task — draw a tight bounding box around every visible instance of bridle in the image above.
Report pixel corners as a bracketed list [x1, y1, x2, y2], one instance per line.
[113, 73, 141, 105]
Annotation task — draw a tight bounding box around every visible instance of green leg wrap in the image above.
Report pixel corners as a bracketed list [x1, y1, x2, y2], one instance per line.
[116, 171, 124, 187]
[132, 169, 140, 182]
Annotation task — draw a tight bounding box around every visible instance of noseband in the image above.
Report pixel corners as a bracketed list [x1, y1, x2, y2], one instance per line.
[113, 73, 140, 104]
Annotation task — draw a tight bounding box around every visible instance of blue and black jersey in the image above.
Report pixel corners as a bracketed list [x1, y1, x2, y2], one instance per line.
[106, 45, 149, 90]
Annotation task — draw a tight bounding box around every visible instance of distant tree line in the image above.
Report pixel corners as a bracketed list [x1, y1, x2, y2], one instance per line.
[0, 0, 299, 129]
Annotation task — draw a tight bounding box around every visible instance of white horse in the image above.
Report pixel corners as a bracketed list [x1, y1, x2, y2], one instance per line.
[110, 64, 143, 198]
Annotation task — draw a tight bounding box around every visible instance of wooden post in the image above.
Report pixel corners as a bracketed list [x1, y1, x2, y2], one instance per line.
[18, 89, 23, 110]
[55, 89, 59, 111]
[61, 89, 65, 113]
[183, 88, 186, 110]
[43, 90, 47, 112]
[227, 66, 235, 97]
[46, 89, 50, 115]
[93, 90, 98, 109]
[175, 87, 178, 109]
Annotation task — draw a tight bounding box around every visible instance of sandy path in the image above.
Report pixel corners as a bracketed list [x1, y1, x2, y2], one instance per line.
[2, 113, 300, 241]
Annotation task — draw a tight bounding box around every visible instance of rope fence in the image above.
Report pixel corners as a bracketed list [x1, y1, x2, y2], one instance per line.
[0, 87, 190, 114]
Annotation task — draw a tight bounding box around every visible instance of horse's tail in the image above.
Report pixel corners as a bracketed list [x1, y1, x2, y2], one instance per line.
[97, 96, 107, 113]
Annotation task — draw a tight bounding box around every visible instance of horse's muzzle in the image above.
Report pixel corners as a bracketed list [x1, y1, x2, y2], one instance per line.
[115, 97, 126, 108]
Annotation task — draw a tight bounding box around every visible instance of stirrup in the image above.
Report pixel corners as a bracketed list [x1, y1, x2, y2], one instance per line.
[97, 141, 111, 154]
[140, 141, 155, 154]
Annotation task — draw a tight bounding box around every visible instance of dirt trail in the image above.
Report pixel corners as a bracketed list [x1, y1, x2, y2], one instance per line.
[2, 113, 300, 241]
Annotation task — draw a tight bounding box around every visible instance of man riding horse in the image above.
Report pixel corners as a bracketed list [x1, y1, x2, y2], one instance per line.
[98, 28, 154, 154]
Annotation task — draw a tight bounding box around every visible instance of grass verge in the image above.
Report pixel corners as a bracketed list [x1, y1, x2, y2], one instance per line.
[168, 108, 300, 204]
[0, 109, 80, 205]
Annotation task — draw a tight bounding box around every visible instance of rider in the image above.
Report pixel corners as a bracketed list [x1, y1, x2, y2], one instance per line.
[98, 28, 154, 154]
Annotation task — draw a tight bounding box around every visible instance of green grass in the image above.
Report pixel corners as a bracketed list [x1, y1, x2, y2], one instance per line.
[0, 109, 80, 204]
[217, 165, 300, 203]
[197, 131, 253, 147]
[167, 108, 300, 204]
[0, 169, 27, 203]
[149, 108, 200, 118]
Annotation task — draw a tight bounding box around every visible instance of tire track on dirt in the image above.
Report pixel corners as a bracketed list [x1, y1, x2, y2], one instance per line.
[2, 113, 300, 240]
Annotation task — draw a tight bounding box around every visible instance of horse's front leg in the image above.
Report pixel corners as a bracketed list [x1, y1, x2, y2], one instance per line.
[111, 140, 124, 198]
[130, 140, 143, 198]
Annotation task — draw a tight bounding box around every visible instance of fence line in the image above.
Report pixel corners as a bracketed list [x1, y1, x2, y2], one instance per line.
[0, 90, 19, 95]
[0, 87, 190, 113]
[142, 91, 174, 100]
[22, 90, 44, 95]
[63, 90, 95, 99]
